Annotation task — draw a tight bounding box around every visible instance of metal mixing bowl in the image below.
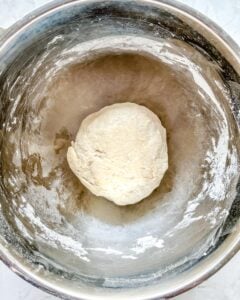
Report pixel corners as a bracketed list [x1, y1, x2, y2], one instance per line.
[0, 0, 240, 299]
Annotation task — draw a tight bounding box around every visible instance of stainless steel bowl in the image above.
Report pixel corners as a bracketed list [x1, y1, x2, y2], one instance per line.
[0, 0, 240, 299]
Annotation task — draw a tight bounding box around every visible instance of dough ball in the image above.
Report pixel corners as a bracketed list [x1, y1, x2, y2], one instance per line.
[67, 103, 168, 205]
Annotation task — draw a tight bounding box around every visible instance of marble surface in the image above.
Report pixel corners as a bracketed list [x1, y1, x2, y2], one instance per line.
[0, 0, 240, 299]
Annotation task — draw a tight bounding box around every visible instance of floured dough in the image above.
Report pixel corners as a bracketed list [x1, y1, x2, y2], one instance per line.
[67, 102, 168, 205]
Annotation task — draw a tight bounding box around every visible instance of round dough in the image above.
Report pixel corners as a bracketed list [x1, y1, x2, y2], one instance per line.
[67, 103, 168, 205]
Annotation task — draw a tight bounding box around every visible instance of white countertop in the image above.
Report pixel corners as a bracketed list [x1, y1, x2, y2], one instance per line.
[0, 0, 240, 299]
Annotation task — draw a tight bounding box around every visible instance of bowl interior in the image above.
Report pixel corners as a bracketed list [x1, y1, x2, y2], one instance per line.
[0, 0, 240, 297]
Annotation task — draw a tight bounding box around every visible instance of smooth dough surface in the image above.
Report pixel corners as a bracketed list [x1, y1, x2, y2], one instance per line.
[67, 102, 168, 205]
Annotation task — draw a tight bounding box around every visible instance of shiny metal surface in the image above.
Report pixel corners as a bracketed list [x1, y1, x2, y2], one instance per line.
[0, 1, 240, 299]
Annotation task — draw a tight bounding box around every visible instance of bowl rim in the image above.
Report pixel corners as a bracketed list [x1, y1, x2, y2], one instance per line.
[0, 0, 240, 299]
